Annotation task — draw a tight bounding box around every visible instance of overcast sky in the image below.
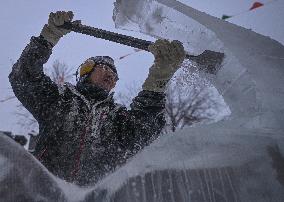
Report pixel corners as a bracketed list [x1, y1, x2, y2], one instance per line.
[0, 0, 283, 134]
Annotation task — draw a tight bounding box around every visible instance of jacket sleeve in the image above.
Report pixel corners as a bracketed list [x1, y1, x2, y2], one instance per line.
[9, 36, 60, 122]
[115, 90, 166, 154]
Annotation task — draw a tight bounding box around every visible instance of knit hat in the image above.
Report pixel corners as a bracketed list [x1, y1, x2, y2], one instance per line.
[79, 56, 118, 79]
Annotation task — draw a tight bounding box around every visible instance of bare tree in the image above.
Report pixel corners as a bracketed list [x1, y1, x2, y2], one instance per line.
[5, 60, 74, 134]
[115, 60, 227, 134]
[164, 77, 219, 133]
[163, 60, 227, 133]
[49, 59, 73, 87]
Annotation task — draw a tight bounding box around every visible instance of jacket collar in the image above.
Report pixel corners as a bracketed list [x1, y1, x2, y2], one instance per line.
[65, 82, 114, 109]
[76, 81, 108, 102]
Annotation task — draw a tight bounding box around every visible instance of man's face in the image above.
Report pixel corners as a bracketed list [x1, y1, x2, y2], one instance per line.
[89, 64, 118, 92]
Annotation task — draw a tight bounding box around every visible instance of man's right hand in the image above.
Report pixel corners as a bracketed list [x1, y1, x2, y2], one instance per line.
[40, 11, 74, 46]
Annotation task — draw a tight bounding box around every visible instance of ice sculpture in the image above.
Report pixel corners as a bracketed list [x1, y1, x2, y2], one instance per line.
[94, 0, 284, 201]
[113, 0, 284, 130]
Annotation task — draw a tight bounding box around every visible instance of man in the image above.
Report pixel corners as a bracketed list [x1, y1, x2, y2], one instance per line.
[9, 11, 185, 186]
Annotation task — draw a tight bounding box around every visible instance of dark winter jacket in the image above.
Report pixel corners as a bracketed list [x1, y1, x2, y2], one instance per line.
[9, 36, 166, 186]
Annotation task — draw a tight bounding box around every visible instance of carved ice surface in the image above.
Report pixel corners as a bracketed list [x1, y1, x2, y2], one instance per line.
[113, 0, 225, 55]
[113, 0, 284, 128]
[101, 0, 284, 201]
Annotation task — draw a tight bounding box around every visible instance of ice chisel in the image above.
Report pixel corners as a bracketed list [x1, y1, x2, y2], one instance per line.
[60, 21, 224, 74]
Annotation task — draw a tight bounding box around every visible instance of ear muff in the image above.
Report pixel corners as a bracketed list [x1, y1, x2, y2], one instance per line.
[79, 64, 95, 78]
[76, 59, 96, 81]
